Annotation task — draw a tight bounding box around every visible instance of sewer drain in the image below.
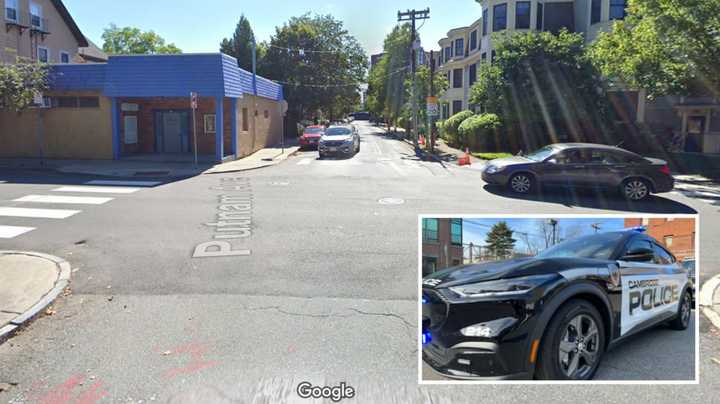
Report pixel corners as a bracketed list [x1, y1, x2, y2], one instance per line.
[378, 197, 405, 205]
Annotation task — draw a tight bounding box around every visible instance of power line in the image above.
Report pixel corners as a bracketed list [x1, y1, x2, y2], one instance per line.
[267, 43, 346, 55]
[273, 65, 410, 88]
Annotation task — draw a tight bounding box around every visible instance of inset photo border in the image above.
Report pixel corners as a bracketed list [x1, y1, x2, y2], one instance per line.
[417, 214, 700, 385]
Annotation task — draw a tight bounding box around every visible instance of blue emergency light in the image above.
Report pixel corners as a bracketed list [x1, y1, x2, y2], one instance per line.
[422, 331, 432, 345]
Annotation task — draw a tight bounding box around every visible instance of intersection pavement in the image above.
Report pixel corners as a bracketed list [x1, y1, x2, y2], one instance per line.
[0, 121, 718, 402]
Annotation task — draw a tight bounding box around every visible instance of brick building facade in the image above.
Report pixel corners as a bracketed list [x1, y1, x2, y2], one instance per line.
[422, 218, 464, 276]
[624, 218, 696, 261]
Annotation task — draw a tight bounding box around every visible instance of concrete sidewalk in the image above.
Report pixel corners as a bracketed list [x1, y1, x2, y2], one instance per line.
[700, 275, 720, 330]
[0, 251, 71, 344]
[205, 145, 299, 174]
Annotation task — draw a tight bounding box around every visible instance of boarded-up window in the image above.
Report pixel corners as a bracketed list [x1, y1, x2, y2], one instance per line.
[242, 108, 249, 131]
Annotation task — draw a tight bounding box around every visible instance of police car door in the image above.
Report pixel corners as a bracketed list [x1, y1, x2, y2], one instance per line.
[616, 238, 687, 336]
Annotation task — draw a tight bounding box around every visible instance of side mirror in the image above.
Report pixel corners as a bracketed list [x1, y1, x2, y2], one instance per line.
[546, 158, 558, 164]
[620, 248, 654, 263]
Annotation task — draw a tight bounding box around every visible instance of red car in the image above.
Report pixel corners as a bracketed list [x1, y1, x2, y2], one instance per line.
[299, 125, 325, 149]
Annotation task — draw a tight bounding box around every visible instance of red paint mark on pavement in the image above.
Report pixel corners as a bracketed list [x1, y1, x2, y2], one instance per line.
[36, 375, 109, 404]
[161, 342, 220, 380]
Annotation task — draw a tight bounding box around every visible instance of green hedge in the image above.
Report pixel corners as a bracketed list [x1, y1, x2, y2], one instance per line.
[442, 111, 475, 146]
[457, 113, 502, 150]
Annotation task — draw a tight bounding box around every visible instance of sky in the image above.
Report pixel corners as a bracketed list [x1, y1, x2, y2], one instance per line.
[64, 0, 483, 56]
[463, 218, 627, 255]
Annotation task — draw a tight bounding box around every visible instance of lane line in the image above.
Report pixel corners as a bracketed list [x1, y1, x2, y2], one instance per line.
[0, 225, 35, 239]
[0, 207, 81, 219]
[297, 158, 313, 166]
[14, 195, 114, 205]
[53, 186, 140, 194]
[85, 180, 161, 187]
[387, 162, 408, 177]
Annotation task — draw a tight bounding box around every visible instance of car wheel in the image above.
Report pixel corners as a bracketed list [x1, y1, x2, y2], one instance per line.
[622, 178, 651, 201]
[508, 173, 535, 194]
[536, 299, 605, 380]
[318, 152, 325, 160]
[668, 289, 692, 330]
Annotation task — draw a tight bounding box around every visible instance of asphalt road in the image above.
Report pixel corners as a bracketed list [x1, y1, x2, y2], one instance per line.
[0, 121, 718, 403]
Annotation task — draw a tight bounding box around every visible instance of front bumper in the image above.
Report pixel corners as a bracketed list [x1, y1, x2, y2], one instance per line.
[422, 288, 540, 379]
[319, 143, 354, 155]
[481, 170, 510, 186]
[299, 138, 320, 148]
[653, 175, 675, 193]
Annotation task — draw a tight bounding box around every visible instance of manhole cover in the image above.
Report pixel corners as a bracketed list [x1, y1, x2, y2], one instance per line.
[378, 197, 405, 205]
[270, 181, 290, 186]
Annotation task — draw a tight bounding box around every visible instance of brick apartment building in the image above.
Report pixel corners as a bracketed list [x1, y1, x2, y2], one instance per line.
[625, 218, 696, 261]
[422, 218, 464, 276]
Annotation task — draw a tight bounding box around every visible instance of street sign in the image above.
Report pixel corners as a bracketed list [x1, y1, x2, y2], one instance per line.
[426, 96, 439, 117]
[190, 92, 198, 110]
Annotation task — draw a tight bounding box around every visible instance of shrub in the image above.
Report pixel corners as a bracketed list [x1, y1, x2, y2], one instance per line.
[443, 110, 475, 146]
[458, 113, 502, 150]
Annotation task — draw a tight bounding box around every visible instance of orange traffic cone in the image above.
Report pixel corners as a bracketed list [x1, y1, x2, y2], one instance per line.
[458, 148, 472, 166]
[419, 135, 425, 146]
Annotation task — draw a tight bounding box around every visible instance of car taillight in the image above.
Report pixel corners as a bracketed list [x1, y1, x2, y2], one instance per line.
[660, 165, 671, 175]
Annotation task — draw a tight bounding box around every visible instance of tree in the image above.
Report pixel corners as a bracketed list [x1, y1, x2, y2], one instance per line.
[259, 14, 367, 123]
[469, 30, 612, 152]
[0, 63, 48, 111]
[485, 221, 516, 259]
[591, 0, 720, 98]
[102, 24, 182, 55]
[403, 64, 449, 133]
[220, 15, 257, 71]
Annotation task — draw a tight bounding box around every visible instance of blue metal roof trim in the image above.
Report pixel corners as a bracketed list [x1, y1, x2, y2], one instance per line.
[49, 64, 107, 91]
[104, 54, 226, 97]
[220, 53, 283, 101]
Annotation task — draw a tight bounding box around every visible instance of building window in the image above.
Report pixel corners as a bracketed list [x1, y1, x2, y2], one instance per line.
[422, 257, 438, 276]
[204, 114, 216, 133]
[264, 110, 269, 119]
[664, 236, 673, 247]
[54, 96, 78, 108]
[642, 218, 649, 225]
[451, 219, 462, 245]
[454, 38, 464, 57]
[442, 103, 449, 119]
[470, 30, 478, 51]
[241, 108, 249, 131]
[610, 0, 627, 20]
[537, 2, 544, 30]
[591, 0, 602, 24]
[482, 8, 488, 36]
[37, 47, 49, 63]
[493, 3, 507, 32]
[5, 0, 18, 21]
[516, 2, 531, 29]
[452, 68, 462, 88]
[422, 218, 439, 242]
[29, 2, 42, 29]
[59, 51, 70, 64]
[444, 46, 452, 62]
[452, 100, 463, 115]
[481, 52, 487, 63]
[469, 63, 477, 86]
[78, 97, 99, 108]
[491, 50, 497, 63]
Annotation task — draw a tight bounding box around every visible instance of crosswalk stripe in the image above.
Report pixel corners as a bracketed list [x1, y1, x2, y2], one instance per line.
[14, 195, 114, 205]
[297, 158, 312, 166]
[0, 225, 35, 238]
[0, 207, 80, 219]
[85, 180, 161, 187]
[53, 186, 140, 194]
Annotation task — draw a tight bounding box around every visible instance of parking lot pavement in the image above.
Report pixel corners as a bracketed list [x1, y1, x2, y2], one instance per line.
[422, 313, 696, 381]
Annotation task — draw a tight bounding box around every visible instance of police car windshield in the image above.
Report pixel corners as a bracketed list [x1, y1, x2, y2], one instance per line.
[536, 232, 626, 260]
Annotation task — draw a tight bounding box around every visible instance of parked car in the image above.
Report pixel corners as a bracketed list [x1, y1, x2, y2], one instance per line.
[481, 143, 674, 201]
[682, 258, 696, 307]
[318, 125, 360, 159]
[422, 227, 692, 380]
[299, 125, 325, 150]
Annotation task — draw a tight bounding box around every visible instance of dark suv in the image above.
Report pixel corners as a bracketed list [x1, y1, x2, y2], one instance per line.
[481, 143, 674, 201]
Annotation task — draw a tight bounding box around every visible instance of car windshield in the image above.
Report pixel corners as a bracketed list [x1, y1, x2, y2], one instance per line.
[325, 127, 352, 136]
[525, 146, 556, 162]
[305, 127, 323, 134]
[536, 232, 626, 260]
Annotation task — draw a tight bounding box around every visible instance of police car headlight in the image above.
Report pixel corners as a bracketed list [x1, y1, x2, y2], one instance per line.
[460, 317, 518, 337]
[449, 274, 557, 299]
[485, 165, 505, 174]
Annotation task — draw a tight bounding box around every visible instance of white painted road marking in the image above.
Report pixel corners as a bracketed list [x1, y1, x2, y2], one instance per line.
[53, 186, 140, 194]
[14, 195, 114, 205]
[0, 225, 35, 238]
[85, 180, 161, 187]
[387, 162, 407, 177]
[297, 158, 313, 166]
[0, 207, 80, 219]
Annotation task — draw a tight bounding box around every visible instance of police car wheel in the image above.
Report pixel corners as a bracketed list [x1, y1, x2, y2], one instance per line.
[668, 289, 691, 330]
[536, 299, 605, 380]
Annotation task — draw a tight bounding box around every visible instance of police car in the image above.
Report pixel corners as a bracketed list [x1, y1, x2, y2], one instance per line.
[421, 227, 693, 380]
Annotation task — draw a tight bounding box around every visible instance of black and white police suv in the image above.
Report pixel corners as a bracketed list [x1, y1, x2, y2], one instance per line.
[421, 228, 693, 380]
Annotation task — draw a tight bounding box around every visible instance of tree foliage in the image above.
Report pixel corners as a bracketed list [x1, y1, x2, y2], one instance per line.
[102, 24, 182, 55]
[485, 222, 516, 259]
[220, 15, 258, 72]
[591, 0, 720, 98]
[404, 64, 449, 131]
[0, 63, 48, 111]
[366, 24, 412, 126]
[469, 30, 612, 151]
[458, 113, 502, 150]
[443, 110, 475, 140]
[259, 14, 367, 121]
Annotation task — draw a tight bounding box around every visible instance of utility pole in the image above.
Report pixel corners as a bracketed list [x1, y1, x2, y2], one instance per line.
[429, 50, 436, 155]
[548, 219, 558, 245]
[397, 8, 430, 151]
